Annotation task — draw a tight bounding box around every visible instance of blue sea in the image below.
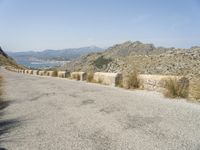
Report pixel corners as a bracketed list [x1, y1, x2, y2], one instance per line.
[16, 60, 68, 69]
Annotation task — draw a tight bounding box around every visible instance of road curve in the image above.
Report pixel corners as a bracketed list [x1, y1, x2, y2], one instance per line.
[0, 68, 200, 150]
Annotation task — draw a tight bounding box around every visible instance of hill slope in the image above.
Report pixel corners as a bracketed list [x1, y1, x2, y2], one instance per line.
[60, 41, 200, 79]
[0, 47, 23, 68]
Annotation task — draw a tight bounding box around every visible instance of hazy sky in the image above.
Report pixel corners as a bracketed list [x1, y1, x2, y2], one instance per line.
[0, 0, 200, 51]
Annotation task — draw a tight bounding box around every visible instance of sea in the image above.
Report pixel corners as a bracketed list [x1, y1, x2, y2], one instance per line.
[16, 60, 69, 69]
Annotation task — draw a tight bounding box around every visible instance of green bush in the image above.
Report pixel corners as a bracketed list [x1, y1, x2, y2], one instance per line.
[93, 56, 112, 69]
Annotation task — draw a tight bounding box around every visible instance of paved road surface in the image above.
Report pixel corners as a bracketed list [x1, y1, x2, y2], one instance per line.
[0, 68, 200, 150]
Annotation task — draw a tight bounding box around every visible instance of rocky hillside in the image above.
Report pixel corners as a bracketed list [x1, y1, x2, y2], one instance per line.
[0, 47, 24, 68]
[60, 41, 200, 79]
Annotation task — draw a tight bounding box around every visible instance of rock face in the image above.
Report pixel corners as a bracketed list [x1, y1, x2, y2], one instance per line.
[60, 41, 200, 80]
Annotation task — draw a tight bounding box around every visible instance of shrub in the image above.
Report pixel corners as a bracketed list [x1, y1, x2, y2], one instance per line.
[123, 71, 140, 89]
[163, 77, 189, 98]
[189, 79, 200, 100]
[87, 71, 94, 82]
[98, 78, 103, 84]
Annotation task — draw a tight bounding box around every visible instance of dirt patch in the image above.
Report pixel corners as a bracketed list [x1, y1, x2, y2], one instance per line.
[122, 115, 162, 130]
[99, 105, 121, 114]
[81, 99, 95, 105]
[29, 93, 55, 101]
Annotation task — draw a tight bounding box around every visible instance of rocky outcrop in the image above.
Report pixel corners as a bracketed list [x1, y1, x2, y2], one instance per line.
[0, 46, 8, 58]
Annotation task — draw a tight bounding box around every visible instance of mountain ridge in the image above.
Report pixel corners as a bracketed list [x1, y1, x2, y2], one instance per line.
[60, 41, 200, 79]
[7, 46, 103, 61]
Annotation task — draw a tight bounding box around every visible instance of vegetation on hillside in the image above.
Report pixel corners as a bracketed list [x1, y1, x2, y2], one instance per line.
[0, 47, 24, 69]
[93, 56, 112, 69]
[0, 55, 23, 69]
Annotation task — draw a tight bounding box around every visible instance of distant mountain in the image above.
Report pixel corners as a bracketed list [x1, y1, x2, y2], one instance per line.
[7, 46, 103, 61]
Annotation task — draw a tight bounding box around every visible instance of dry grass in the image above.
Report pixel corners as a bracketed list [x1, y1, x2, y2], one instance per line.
[163, 77, 189, 98]
[122, 71, 140, 89]
[86, 71, 95, 82]
[97, 78, 103, 84]
[189, 79, 200, 100]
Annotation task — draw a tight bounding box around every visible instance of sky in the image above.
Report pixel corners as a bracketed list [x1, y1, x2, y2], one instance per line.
[0, 0, 200, 51]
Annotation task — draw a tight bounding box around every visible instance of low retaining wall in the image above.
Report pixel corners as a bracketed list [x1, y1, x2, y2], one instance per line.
[71, 72, 87, 81]
[138, 74, 189, 91]
[58, 71, 70, 78]
[25, 70, 29, 74]
[38, 71, 46, 76]
[93, 72, 122, 86]
[28, 70, 33, 74]
[33, 70, 39, 75]
[46, 71, 57, 77]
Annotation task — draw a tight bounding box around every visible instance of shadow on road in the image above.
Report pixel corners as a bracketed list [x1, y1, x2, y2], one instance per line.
[0, 100, 21, 150]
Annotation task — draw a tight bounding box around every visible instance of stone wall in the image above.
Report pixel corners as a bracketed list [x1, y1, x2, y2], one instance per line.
[38, 71, 45, 76]
[71, 72, 87, 81]
[58, 71, 70, 78]
[93, 72, 122, 86]
[28, 70, 33, 74]
[46, 71, 54, 77]
[138, 74, 189, 91]
[33, 70, 39, 75]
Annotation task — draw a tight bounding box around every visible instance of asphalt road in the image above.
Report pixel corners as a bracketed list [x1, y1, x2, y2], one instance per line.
[1, 68, 200, 150]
